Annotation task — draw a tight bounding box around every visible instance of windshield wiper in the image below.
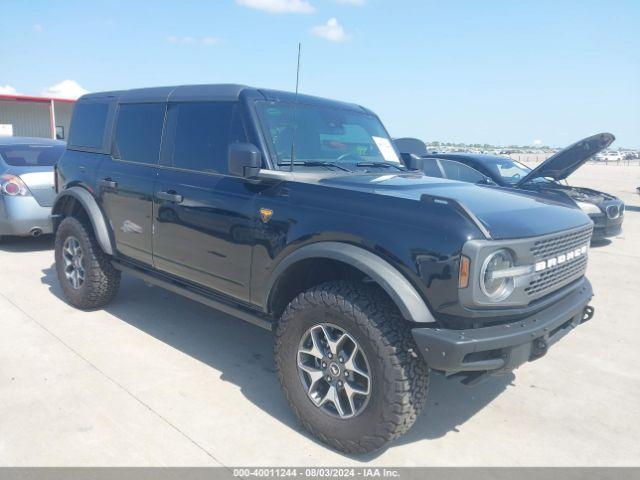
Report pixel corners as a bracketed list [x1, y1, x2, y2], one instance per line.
[356, 162, 407, 171]
[277, 161, 352, 172]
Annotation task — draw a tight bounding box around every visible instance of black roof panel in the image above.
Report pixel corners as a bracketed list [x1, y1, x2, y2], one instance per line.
[78, 84, 369, 113]
[169, 84, 249, 102]
[79, 84, 250, 104]
[257, 88, 367, 113]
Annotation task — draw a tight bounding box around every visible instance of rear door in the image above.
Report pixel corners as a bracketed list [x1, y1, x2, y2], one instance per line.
[98, 102, 166, 265]
[152, 101, 256, 302]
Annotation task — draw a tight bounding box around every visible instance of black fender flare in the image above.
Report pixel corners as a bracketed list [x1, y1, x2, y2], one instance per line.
[52, 187, 115, 255]
[266, 242, 436, 323]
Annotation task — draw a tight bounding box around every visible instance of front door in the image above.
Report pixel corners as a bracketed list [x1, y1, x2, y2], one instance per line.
[98, 102, 166, 265]
[152, 101, 256, 302]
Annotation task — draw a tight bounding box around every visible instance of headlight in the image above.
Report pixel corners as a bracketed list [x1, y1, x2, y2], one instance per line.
[576, 201, 601, 215]
[480, 249, 515, 301]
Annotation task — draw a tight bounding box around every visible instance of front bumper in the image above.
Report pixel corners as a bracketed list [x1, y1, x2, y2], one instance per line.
[0, 195, 53, 236]
[592, 215, 623, 240]
[412, 278, 593, 379]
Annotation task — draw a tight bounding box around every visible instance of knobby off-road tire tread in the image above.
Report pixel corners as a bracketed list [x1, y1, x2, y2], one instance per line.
[275, 281, 429, 454]
[55, 216, 121, 309]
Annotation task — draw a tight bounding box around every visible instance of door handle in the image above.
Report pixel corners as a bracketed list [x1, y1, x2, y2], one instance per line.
[157, 190, 183, 203]
[100, 178, 117, 188]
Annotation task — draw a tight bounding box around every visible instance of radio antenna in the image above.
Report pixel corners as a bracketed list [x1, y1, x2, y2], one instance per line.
[290, 42, 302, 172]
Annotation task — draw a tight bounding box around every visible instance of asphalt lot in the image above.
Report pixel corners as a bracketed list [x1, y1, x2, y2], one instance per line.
[1, 164, 639, 466]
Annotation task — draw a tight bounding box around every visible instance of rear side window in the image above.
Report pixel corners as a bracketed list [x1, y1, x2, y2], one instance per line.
[113, 103, 166, 165]
[165, 102, 246, 174]
[68, 102, 109, 149]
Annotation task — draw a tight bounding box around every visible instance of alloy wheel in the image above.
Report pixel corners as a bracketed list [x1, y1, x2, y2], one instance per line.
[297, 323, 372, 419]
[62, 236, 85, 289]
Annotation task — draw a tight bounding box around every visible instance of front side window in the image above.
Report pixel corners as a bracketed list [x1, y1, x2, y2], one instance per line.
[421, 158, 444, 178]
[0, 144, 65, 166]
[113, 103, 166, 164]
[166, 102, 246, 174]
[256, 102, 400, 169]
[440, 159, 487, 183]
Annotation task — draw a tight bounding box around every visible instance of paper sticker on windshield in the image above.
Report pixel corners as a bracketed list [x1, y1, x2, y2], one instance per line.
[372, 136, 400, 163]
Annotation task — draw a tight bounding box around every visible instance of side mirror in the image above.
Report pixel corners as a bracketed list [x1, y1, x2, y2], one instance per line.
[477, 177, 494, 185]
[228, 143, 262, 178]
[399, 152, 424, 171]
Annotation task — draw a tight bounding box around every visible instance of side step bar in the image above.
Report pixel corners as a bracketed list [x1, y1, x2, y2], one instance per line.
[112, 261, 273, 331]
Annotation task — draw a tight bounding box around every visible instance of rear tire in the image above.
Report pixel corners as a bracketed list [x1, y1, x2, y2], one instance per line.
[54, 216, 121, 309]
[275, 281, 428, 454]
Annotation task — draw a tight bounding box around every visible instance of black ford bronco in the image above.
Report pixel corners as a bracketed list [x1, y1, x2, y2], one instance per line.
[53, 84, 596, 453]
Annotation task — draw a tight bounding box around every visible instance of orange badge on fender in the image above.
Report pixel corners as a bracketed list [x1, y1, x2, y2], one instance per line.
[259, 208, 273, 223]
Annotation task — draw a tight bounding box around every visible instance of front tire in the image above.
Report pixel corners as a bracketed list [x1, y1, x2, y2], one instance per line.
[275, 281, 428, 454]
[54, 216, 121, 309]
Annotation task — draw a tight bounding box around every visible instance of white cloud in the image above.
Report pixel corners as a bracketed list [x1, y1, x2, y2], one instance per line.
[336, 0, 365, 5]
[33, 24, 43, 32]
[167, 35, 220, 46]
[200, 36, 220, 46]
[167, 35, 195, 44]
[41, 80, 88, 99]
[236, 0, 315, 14]
[0, 85, 20, 95]
[310, 18, 350, 42]
[533, 139, 543, 145]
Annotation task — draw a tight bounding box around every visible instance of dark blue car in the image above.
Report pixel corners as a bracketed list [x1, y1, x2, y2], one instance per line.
[396, 134, 624, 241]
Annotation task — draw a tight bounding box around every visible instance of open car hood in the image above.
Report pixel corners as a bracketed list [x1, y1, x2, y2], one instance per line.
[517, 133, 615, 186]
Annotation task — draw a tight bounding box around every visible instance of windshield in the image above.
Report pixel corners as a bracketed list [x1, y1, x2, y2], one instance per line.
[256, 102, 401, 169]
[0, 144, 65, 167]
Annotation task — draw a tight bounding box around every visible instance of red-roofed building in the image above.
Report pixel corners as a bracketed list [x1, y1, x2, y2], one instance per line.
[0, 94, 76, 140]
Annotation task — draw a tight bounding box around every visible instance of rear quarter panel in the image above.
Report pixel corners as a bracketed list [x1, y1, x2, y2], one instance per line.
[56, 149, 107, 195]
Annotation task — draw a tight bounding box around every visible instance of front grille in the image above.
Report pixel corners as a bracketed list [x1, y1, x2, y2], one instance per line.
[530, 226, 593, 260]
[525, 225, 592, 298]
[525, 254, 588, 296]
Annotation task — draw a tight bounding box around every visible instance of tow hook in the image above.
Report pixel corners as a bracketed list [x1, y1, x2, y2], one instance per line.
[582, 305, 595, 324]
[530, 337, 548, 360]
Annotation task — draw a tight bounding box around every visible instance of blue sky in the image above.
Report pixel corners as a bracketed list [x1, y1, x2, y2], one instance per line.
[2, 0, 639, 147]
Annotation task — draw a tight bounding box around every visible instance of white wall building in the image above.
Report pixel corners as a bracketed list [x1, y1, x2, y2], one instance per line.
[0, 94, 75, 140]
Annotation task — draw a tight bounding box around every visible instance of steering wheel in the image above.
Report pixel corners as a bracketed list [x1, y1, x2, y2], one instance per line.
[336, 153, 363, 163]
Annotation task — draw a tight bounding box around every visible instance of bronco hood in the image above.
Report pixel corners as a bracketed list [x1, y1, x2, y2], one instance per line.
[318, 173, 591, 240]
[517, 133, 615, 186]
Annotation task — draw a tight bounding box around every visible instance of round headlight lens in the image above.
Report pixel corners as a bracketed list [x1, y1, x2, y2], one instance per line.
[480, 249, 515, 301]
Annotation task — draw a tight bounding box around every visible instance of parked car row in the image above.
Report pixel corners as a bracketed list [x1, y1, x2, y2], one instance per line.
[395, 134, 625, 242]
[2, 84, 605, 454]
[594, 150, 639, 162]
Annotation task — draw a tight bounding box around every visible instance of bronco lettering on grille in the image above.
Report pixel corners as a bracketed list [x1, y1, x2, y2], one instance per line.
[534, 244, 588, 272]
